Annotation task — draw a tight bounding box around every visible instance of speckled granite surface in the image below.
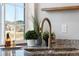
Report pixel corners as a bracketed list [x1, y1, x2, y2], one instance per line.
[24, 46, 79, 56]
[28, 49, 79, 56]
[0, 39, 79, 56]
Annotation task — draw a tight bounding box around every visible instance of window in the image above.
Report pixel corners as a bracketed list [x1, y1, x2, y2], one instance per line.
[4, 3, 25, 41]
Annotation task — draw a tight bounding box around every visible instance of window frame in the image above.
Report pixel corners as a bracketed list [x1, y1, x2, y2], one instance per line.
[3, 3, 25, 43]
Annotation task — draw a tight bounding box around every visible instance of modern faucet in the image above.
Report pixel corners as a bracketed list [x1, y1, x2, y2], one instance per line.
[40, 18, 52, 48]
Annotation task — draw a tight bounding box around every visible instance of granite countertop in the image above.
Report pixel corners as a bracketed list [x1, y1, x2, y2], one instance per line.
[1, 45, 79, 56]
[0, 48, 32, 56]
[24, 47, 79, 56]
[0, 45, 32, 56]
[1, 47, 79, 56]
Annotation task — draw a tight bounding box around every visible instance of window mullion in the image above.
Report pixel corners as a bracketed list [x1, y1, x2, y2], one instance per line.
[14, 4, 16, 41]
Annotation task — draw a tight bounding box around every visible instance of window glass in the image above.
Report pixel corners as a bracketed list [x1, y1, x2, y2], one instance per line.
[5, 3, 24, 41]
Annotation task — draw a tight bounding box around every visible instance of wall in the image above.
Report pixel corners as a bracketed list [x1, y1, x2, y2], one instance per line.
[0, 4, 4, 44]
[25, 3, 35, 32]
[37, 3, 79, 40]
[0, 4, 2, 43]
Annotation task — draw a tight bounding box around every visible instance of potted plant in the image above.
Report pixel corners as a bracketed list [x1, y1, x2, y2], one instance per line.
[43, 32, 56, 46]
[25, 30, 38, 47]
[32, 16, 42, 46]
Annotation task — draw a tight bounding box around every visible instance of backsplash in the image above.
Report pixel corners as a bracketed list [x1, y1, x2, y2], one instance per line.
[55, 39, 79, 49]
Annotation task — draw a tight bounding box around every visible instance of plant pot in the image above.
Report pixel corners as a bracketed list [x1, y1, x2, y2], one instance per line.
[26, 40, 37, 47]
[36, 36, 42, 46]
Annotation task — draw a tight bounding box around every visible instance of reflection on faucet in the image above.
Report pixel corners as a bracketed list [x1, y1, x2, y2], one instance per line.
[41, 18, 52, 48]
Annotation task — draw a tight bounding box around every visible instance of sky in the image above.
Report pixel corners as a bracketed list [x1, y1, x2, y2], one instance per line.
[5, 3, 24, 22]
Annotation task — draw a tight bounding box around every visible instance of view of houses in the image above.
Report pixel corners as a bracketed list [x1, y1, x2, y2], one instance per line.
[5, 20, 24, 40]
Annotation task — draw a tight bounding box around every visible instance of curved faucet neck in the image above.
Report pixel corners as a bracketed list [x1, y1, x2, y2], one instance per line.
[41, 18, 52, 48]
